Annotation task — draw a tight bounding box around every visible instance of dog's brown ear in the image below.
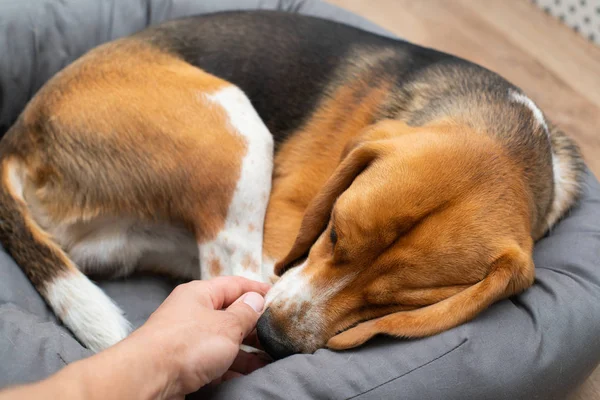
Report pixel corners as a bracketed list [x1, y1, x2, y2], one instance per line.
[274, 141, 391, 276]
[327, 243, 535, 349]
[339, 119, 413, 161]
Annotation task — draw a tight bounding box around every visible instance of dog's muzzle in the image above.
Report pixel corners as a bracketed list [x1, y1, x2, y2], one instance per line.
[256, 307, 298, 360]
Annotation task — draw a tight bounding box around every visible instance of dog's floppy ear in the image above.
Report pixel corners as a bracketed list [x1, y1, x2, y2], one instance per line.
[339, 119, 412, 161]
[327, 243, 534, 349]
[274, 141, 391, 276]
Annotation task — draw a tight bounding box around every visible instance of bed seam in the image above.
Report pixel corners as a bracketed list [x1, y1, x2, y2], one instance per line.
[344, 338, 468, 400]
[56, 352, 68, 366]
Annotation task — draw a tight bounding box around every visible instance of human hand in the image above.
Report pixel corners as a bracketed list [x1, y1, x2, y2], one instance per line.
[0, 276, 272, 400]
[124, 276, 271, 399]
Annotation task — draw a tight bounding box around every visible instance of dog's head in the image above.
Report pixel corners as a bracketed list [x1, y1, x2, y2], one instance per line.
[257, 119, 535, 359]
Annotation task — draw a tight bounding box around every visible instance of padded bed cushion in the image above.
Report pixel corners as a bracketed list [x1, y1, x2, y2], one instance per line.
[1, 1, 599, 399]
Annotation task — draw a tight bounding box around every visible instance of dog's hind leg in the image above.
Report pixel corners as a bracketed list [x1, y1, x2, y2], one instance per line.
[0, 158, 131, 353]
[197, 86, 274, 283]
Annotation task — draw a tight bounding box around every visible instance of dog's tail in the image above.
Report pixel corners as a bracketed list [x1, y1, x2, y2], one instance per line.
[0, 156, 130, 352]
[545, 122, 586, 231]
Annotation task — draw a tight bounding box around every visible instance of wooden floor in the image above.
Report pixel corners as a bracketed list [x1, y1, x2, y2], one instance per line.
[326, 1, 600, 399]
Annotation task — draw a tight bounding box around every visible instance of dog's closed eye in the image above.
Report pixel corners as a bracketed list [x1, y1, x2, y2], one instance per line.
[330, 226, 338, 246]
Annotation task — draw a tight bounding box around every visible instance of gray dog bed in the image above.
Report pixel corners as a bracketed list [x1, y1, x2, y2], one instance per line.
[1, 1, 600, 399]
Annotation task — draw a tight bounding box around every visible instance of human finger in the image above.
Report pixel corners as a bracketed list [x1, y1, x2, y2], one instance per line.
[229, 350, 271, 375]
[173, 277, 270, 310]
[210, 370, 244, 386]
[221, 370, 244, 382]
[223, 292, 265, 341]
[206, 277, 270, 310]
[242, 329, 264, 350]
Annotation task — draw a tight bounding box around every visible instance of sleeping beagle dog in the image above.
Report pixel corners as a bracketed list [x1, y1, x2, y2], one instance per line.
[0, 11, 584, 359]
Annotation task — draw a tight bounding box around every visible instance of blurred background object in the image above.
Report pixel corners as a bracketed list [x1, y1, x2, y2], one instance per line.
[533, 0, 600, 45]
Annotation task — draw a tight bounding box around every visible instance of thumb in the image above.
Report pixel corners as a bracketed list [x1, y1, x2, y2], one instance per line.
[225, 292, 265, 342]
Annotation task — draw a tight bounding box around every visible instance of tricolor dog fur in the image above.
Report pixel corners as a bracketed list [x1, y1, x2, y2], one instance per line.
[0, 12, 584, 359]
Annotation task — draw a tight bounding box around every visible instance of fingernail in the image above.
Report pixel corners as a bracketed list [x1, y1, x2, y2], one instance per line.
[243, 292, 265, 313]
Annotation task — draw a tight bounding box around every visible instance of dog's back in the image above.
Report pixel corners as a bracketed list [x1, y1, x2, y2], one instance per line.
[142, 11, 583, 237]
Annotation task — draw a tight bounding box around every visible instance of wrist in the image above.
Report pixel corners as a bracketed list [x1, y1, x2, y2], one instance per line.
[120, 326, 182, 399]
[58, 332, 174, 400]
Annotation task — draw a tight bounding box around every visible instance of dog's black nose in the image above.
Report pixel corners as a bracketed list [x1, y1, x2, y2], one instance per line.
[256, 308, 298, 360]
